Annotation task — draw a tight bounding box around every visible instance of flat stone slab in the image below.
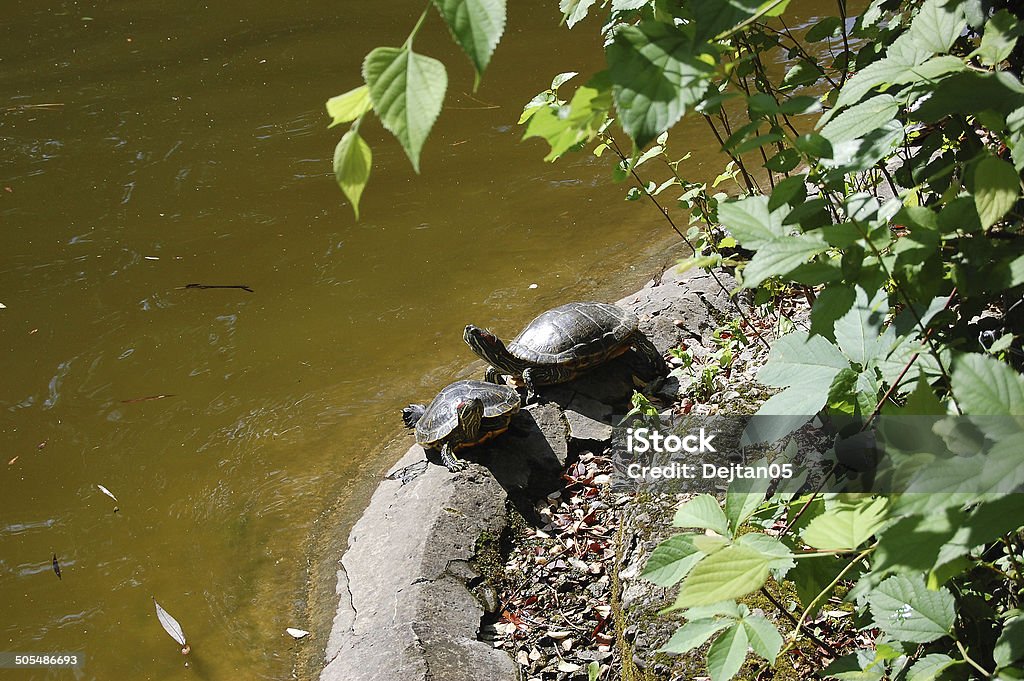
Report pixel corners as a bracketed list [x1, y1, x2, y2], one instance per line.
[321, 445, 517, 681]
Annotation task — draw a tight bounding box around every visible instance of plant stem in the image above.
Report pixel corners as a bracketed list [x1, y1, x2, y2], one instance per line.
[759, 586, 841, 658]
[404, 3, 432, 48]
[956, 639, 992, 677]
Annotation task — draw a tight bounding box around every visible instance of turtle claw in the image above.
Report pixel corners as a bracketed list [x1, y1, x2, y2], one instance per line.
[440, 447, 467, 472]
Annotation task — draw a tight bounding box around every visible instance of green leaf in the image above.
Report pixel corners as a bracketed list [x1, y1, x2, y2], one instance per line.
[833, 54, 965, 110]
[994, 616, 1024, 669]
[907, 0, 966, 55]
[795, 133, 833, 159]
[801, 496, 888, 551]
[741, 234, 828, 288]
[363, 47, 448, 173]
[834, 286, 890, 366]
[740, 615, 783, 663]
[641, 534, 705, 586]
[689, 0, 762, 43]
[611, 0, 650, 10]
[673, 494, 730, 536]
[522, 78, 612, 161]
[867, 574, 955, 643]
[674, 545, 772, 608]
[973, 10, 1023, 67]
[764, 148, 800, 173]
[782, 60, 823, 89]
[809, 284, 855, 342]
[607, 22, 715, 148]
[333, 130, 372, 220]
[560, 0, 596, 28]
[706, 623, 749, 681]
[326, 85, 373, 127]
[734, 533, 795, 573]
[432, 0, 506, 79]
[974, 154, 1021, 230]
[906, 654, 958, 681]
[951, 352, 1024, 414]
[718, 195, 788, 248]
[788, 554, 847, 617]
[805, 16, 841, 42]
[725, 475, 770, 534]
[820, 95, 899, 145]
[660, 618, 731, 654]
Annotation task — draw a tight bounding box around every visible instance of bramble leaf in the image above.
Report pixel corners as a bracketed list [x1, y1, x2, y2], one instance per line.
[432, 0, 506, 79]
[867, 574, 954, 643]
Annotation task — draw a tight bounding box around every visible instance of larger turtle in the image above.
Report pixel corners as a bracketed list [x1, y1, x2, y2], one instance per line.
[402, 380, 521, 471]
[464, 301, 666, 402]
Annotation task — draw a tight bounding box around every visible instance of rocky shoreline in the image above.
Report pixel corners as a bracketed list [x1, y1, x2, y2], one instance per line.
[319, 265, 773, 681]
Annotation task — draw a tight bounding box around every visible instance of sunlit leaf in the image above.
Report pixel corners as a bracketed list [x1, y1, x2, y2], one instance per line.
[674, 545, 772, 608]
[974, 154, 1021, 230]
[706, 623, 748, 681]
[333, 130, 372, 220]
[432, 0, 506, 79]
[641, 534, 705, 586]
[660, 618, 731, 654]
[973, 10, 1023, 67]
[325, 85, 372, 128]
[801, 496, 888, 551]
[363, 46, 447, 173]
[154, 598, 188, 647]
[867, 574, 954, 643]
[560, 0, 596, 28]
[673, 494, 730, 535]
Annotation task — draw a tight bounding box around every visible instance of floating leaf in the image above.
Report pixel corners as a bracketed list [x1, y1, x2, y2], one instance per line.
[154, 598, 188, 648]
[96, 484, 118, 502]
[286, 627, 310, 639]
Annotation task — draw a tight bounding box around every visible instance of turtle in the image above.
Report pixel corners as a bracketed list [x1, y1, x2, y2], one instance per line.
[401, 379, 521, 471]
[464, 301, 666, 403]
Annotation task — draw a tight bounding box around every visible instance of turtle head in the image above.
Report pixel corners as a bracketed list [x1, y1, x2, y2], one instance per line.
[455, 397, 485, 440]
[464, 324, 517, 372]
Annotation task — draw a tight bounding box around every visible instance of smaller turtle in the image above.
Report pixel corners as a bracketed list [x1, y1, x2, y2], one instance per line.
[464, 301, 666, 403]
[402, 380, 521, 471]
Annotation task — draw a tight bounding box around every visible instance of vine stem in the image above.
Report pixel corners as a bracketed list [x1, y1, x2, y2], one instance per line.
[603, 134, 772, 350]
[956, 640, 992, 677]
[759, 586, 841, 658]
[403, 3, 432, 49]
[779, 545, 875, 657]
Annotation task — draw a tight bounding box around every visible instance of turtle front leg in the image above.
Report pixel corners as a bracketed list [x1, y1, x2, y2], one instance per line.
[522, 366, 575, 404]
[484, 366, 505, 385]
[632, 333, 667, 377]
[439, 443, 467, 472]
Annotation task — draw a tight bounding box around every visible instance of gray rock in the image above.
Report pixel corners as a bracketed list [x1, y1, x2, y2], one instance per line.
[481, 403, 567, 498]
[321, 445, 518, 681]
[564, 407, 613, 443]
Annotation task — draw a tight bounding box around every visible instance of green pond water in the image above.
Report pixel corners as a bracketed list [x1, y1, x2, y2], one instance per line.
[0, 2, 833, 679]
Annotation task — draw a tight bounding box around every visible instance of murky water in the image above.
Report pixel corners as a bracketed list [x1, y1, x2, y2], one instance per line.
[1, 2, 835, 679]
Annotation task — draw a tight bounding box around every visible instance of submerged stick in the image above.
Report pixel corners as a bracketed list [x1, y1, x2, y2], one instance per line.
[177, 283, 254, 293]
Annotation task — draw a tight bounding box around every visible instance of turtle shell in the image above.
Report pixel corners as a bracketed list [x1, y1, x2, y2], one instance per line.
[507, 302, 638, 369]
[415, 379, 520, 447]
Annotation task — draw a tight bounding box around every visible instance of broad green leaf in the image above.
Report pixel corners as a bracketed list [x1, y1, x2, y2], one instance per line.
[725, 475, 770, 533]
[673, 494, 730, 536]
[560, 0, 596, 28]
[805, 16, 841, 42]
[974, 155, 1021, 230]
[660, 618, 731, 654]
[867, 574, 955, 643]
[674, 545, 772, 608]
[718, 195, 788, 248]
[758, 331, 849, 388]
[825, 120, 905, 173]
[834, 286, 890, 366]
[836, 55, 964, 110]
[432, 0, 506, 78]
[523, 78, 612, 161]
[788, 553, 847, 617]
[333, 130, 372, 219]
[734, 533, 795, 572]
[904, 433, 1024, 495]
[820, 95, 899, 145]
[973, 10, 1023, 67]
[951, 352, 1024, 414]
[906, 654, 958, 681]
[782, 60, 823, 89]
[994, 616, 1024, 669]
[801, 496, 888, 550]
[809, 284, 855, 341]
[740, 615, 783, 662]
[607, 22, 714, 148]
[363, 47, 448, 173]
[689, 0, 761, 43]
[326, 85, 373, 127]
[741, 234, 828, 288]
[641, 534, 705, 586]
[706, 624, 749, 681]
[822, 652, 885, 681]
[795, 132, 833, 159]
[907, 0, 966, 55]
